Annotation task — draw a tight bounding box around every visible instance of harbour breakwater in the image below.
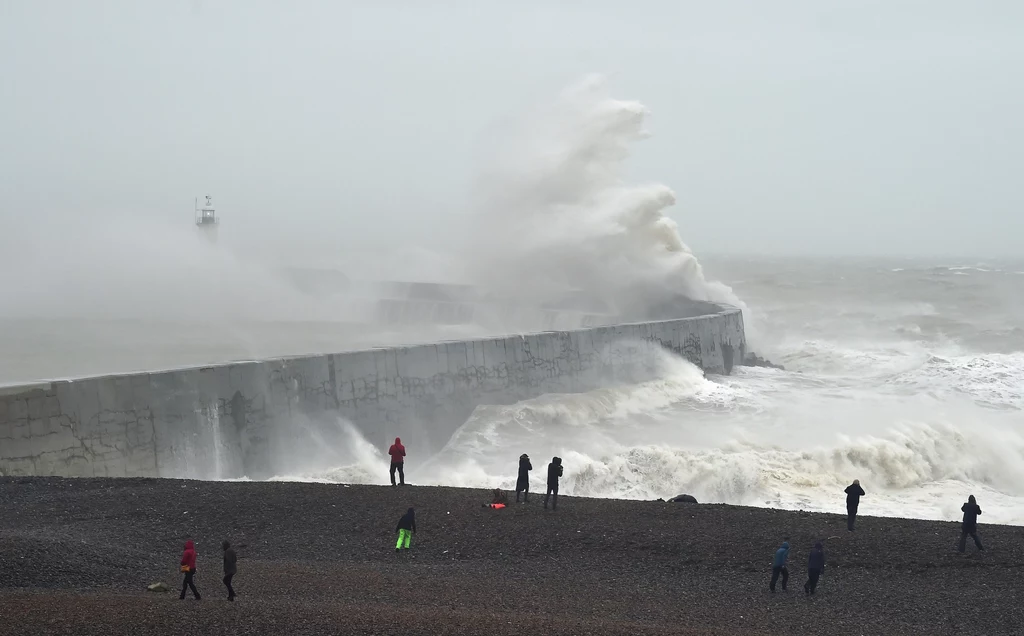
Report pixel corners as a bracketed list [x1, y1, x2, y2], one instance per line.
[0, 306, 746, 480]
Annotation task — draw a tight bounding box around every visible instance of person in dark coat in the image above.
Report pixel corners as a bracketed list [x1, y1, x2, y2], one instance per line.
[222, 540, 237, 601]
[515, 454, 533, 503]
[769, 540, 790, 592]
[388, 437, 406, 486]
[958, 495, 985, 552]
[845, 479, 865, 531]
[179, 539, 201, 600]
[544, 457, 563, 510]
[395, 507, 416, 551]
[804, 542, 825, 595]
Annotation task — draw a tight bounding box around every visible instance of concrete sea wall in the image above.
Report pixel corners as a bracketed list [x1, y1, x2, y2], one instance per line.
[0, 307, 746, 480]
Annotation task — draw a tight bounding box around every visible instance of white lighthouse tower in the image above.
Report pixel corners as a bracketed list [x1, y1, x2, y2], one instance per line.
[194, 195, 218, 242]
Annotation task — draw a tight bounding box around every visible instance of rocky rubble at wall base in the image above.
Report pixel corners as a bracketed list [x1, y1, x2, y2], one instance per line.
[743, 352, 785, 370]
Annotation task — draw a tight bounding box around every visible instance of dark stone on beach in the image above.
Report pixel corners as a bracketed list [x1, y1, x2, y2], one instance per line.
[743, 352, 785, 370]
[669, 494, 699, 503]
[2, 477, 1023, 635]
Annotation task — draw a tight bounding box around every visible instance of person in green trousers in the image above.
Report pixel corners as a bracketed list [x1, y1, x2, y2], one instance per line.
[395, 507, 416, 552]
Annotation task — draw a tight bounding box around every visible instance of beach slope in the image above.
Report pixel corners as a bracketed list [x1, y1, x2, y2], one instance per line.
[1, 478, 1021, 635]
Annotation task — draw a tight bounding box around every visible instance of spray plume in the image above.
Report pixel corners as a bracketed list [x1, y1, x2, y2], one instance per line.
[460, 74, 747, 320]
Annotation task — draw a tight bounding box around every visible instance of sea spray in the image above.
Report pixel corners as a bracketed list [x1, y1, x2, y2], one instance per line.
[265, 418, 391, 485]
[460, 74, 749, 326]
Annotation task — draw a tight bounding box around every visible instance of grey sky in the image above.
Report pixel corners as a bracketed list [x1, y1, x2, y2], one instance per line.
[2, 0, 1022, 264]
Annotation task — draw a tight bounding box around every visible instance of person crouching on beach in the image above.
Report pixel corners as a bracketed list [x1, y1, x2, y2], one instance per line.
[769, 539, 790, 592]
[516, 453, 532, 503]
[395, 507, 416, 552]
[179, 539, 201, 600]
[483, 488, 509, 509]
[805, 542, 825, 595]
[544, 457, 563, 510]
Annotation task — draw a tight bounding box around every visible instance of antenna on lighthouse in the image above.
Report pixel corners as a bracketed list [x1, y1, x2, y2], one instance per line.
[194, 195, 218, 242]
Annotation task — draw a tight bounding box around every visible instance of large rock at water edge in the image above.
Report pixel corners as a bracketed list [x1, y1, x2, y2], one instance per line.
[669, 494, 699, 504]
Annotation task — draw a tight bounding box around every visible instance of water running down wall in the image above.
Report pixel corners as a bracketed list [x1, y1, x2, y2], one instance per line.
[0, 307, 745, 480]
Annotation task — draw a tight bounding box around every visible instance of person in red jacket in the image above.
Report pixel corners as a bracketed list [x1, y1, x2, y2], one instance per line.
[388, 437, 406, 486]
[179, 539, 201, 600]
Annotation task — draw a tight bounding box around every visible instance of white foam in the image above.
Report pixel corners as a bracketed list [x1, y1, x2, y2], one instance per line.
[886, 352, 1024, 409]
[560, 416, 1024, 524]
[299, 335, 1024, 521]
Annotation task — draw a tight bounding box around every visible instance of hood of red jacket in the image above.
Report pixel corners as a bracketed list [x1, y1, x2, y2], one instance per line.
[394, 437, 401, 444]
[184, 540, 195, 551]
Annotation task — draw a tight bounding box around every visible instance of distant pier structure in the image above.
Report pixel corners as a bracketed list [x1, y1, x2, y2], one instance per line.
[194, 195, 218, 241]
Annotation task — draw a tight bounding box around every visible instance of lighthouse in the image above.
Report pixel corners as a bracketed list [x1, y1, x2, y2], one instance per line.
[194, 195, 218, 242]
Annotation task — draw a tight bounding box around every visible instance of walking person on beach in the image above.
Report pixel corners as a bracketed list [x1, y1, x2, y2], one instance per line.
[769, 539, 790, 592]
[804, 542, 825, 595]
[389, 437, 406, 486]
[179, 539, 201, 600]
[845, 479, 865, 531]
[516, 453, 533, 503]
[395, 507, 416, 552]
[222, 540, 237, 601]
[544, 456, 563, 510]
[958, 495, 985, 552]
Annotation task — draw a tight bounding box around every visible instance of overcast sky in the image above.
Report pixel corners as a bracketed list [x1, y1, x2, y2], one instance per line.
[2, 0, 1022, 264]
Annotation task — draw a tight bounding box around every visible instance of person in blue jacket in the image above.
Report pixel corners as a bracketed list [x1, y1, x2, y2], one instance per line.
[805, 542, 825, 595]
[769, 539, 790, 592]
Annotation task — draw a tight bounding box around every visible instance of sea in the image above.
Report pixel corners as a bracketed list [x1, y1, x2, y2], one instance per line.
[299, 256, 1024, 526]
[3, 76, 1021, 525]
[3, 257, 1022, 525]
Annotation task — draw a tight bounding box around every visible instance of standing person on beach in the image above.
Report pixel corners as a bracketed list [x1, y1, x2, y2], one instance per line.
[958, 495, 985, 552]
[395, 507, 416, 552]
[222, 540, 237, 601]
[389, 437, 406, 486]
[544, 457, 563, 510]
[516, 453, 533, 503]
[179, 539, 201, 600]
[805, 542, 825, 595]
[769, 540, 790, 592]
[845, 479, 865, 531]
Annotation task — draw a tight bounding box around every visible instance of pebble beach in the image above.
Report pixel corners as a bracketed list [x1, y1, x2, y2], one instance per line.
[1, 477, 1022, 635]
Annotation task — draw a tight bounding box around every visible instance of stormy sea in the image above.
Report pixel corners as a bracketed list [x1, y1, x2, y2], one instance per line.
[276, 257, 1024, 526]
